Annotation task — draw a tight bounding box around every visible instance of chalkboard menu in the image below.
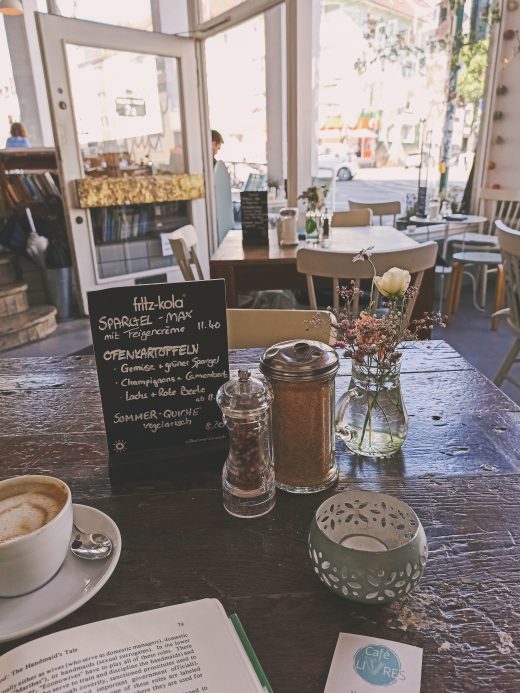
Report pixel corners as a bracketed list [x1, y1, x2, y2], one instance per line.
[417, 186, 427, 218]
[88, 280, 229, 464]
[241, 191, 268, 246]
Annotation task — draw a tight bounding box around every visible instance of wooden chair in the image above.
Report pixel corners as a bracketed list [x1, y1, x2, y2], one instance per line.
[296, 242, 438, 321]
[347, 200, 401, 226]
[445, 251, 505, 329]
[448, 188, 520, 251]
[168, 225, 205, 281]
[226, 309, 335, 348]
[443, 190, 520, 324]
[331, 209, 372, 227]
[493, 220, 520, 389]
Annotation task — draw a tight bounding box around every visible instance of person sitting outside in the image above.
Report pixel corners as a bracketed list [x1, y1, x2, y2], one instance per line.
[211, 129, 223, 167]
[6, 122, 31, 148]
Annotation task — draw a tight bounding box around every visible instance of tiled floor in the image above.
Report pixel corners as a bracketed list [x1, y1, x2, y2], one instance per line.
[1, 281, 519, 405]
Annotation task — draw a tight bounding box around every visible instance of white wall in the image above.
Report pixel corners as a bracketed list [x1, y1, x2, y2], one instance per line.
[478, 0, 520, 191]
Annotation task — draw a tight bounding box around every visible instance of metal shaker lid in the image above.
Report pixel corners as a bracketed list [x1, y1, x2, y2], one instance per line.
[259, 340, 339, 381]
[217, 369, 273, 415]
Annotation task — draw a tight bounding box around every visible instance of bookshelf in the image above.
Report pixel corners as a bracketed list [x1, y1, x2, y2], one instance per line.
[0, 149, 200, 292]
[0, 148, 62, 213]
[0, 148, 70, 273]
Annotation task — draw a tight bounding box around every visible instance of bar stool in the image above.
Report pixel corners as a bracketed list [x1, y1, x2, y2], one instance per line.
[446, 251, 505, 330]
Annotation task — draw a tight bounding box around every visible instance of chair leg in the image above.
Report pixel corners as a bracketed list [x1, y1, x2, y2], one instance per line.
[494, 338, 520, 386]
[446, 262, 462, 316]
[491, 264, 506, 331]
[452, 262, 465, 314]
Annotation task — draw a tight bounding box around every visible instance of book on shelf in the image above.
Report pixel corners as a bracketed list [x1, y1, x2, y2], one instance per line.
[4, 172, 61, 207]
[0, 599, 272, 693]
[91, 203, 188, 245]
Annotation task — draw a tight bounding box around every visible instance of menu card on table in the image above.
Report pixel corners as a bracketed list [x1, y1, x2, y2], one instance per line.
[241, 191, 269, 246]
[325, 633, 423, 693]
[87, 279, 229, 470]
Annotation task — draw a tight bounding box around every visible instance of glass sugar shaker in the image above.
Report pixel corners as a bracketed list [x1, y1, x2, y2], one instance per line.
[217, 369, 275, 518]
[260, 340, 339, 494]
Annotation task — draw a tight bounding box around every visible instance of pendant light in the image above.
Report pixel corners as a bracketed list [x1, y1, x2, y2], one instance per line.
[0, 0, 23, 15]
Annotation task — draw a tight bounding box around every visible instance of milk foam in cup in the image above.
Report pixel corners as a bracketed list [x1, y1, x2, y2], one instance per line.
[0, 475, 73, 597]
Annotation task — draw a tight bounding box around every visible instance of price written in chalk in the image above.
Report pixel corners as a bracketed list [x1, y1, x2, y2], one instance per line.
[197, 320, 221, 331]
[206, 420, 226, 431]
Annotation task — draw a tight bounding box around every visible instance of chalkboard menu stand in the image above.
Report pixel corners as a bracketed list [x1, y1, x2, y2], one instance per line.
[107, 439, 229, 485]
[88, 279, 230, 480]
[240, 191, 269, 247]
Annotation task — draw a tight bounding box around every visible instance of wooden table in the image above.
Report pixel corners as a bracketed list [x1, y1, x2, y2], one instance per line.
[210, 227, 434, 314]
[1, 344, 520, 692]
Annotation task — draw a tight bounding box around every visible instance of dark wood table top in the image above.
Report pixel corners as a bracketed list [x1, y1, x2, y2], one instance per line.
[1, 342, 520, 692]
[210, 226, 420, 266]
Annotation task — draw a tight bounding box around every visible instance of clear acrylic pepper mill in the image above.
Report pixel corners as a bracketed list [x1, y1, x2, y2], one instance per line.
[217, 369, 275, 518]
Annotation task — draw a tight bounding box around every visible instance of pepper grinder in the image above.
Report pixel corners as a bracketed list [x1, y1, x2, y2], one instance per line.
[217, 370, 275, 518]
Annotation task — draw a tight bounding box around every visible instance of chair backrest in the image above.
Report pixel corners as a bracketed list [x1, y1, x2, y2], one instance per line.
[168, 225, 205, 281]
[296, 241, 438, 321]
[479, 188, 520, 235]
[348, 199, 401, 225]
[226, 309, 335, 348]
[496, 220, 520, 331]
[331, 209, 372, 227]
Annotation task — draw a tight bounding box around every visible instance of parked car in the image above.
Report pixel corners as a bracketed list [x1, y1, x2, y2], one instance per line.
[318, 146, 359, 181]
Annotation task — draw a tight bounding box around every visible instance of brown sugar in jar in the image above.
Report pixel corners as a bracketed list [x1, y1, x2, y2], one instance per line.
[260, 340, 339, 493]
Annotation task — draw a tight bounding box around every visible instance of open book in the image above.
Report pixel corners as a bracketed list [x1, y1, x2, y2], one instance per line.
[0, 599, 271, 693]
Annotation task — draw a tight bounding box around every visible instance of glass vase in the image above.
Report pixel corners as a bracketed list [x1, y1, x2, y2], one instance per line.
[305, 210, 322, 240]
[335, 358, 408, 458]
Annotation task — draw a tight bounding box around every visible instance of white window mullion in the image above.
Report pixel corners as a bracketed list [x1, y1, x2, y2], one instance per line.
[286, 0, 318, 206]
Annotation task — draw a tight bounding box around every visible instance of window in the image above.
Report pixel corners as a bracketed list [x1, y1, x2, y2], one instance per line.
[0, 17, 21, 146]
[205, 14, 267, 190]
[200, 0, 247, 22]
[53, 0, 152, 30]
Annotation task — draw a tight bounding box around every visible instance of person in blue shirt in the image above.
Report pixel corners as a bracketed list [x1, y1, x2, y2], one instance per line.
[5, 122, 30, 148]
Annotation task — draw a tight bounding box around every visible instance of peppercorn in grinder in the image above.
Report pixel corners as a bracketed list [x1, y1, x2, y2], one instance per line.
[217, 370, 275, 518]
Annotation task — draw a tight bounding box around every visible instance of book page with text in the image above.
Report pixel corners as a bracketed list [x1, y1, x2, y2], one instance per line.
[0, 599, 263, 693]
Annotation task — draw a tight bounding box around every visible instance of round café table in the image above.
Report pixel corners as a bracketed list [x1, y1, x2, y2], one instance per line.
[407, 215, 490, 312]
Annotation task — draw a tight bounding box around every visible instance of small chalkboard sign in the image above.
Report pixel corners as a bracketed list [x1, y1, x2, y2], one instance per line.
[88, 280, 229, 469]
[240, 191, 268, 246]
[417, 186, 427, 218]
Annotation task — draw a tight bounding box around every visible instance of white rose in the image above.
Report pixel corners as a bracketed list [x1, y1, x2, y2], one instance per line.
[374, 267, 411, 298]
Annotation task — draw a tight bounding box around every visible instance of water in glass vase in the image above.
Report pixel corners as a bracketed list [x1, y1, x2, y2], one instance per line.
[335, 359, 408, 458]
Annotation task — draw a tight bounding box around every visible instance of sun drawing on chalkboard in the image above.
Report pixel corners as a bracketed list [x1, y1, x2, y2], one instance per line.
[113, 440, 127, 453]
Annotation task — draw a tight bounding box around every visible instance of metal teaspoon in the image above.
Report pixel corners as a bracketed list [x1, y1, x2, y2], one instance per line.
[70, 522, 113, 560]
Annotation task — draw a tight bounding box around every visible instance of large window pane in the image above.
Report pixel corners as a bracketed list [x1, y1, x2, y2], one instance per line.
[55, 0, 152, 30]
[317, 0, 488, 215]
[206, 15, 269, 232]
[66, 44, 187, 278]
[0, 17, 21, 149]
[200, 0, 246, 22]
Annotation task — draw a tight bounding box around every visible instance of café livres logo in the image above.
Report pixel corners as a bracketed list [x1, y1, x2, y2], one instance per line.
[353, 644, 404, 686]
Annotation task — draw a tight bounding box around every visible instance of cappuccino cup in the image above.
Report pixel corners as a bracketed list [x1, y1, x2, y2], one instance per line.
[0, 475, 73, 597]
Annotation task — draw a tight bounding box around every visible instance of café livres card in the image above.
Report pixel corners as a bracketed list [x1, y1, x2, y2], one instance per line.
[325, 633, 423, 693]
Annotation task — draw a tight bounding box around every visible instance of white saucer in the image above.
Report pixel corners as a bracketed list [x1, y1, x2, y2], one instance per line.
[0, 503, 121, 643]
